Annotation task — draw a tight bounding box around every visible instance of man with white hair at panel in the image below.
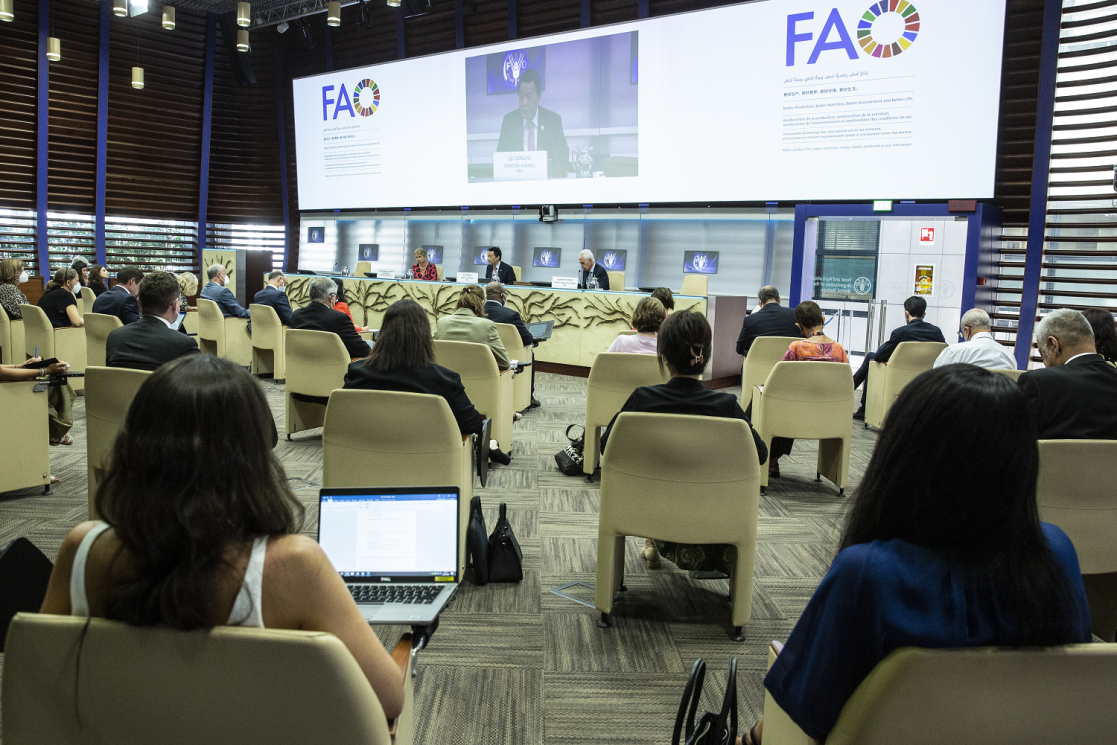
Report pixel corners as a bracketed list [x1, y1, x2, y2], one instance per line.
[933, 308, 1017, 370]
[200, 263, 250, 319]
[577, 249, 610, 291]
[1016, 308, 1117, 441]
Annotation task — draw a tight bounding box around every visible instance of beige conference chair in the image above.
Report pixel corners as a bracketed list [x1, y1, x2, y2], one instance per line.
[80, 285, 96, 310]
[680, 275, 708, 297]
[742, 336, 800, 397]
[607, 271, 625, 291]
[595, 412, 761, 640]
[0, 304, 25, 365]
[355, 261, 372, 277]
[20, 304, 86, 392]
[3, 612, 416, 745]
[434, 339, 514, 451]
[583, 352, 667, 478]
[249, 303, 285, 382]
[85, 366, 151, 517]
[284, 329, 350, 438]
[762, 643, 1117, 745]
[990, 367, 1023, 381]
[0, 381, 52, 495]
[197, 297, 252, 366]
[323, 389, 475, 578]
[751, 361, 854, 494]
[511, 265, 522, 282]
[495, 322, 532, 412]
[435, 265, 444, 281]
[864, 341, 947, 429]
[84, 312, 122, 368]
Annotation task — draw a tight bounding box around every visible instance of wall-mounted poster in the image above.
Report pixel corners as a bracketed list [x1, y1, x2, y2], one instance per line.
[533, 247, 561, 268]
[683, 251, 718, 274]
[474, 247, 494, 265]
[308, 227, 325, 243]
[600, 249, 626, 271]
[422, 245, 443, 264]
[358, 243, 378, 261]
[914, 264, 935, 297]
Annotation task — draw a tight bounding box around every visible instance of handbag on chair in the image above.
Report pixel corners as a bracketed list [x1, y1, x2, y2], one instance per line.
[672, 657, 738, 745]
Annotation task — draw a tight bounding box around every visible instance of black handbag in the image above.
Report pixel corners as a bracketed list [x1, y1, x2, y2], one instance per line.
[554, 424, 585, 477]
[465, 496, 491, 586]
[673, 657, 738, 745]
[487, 502, 524, 583]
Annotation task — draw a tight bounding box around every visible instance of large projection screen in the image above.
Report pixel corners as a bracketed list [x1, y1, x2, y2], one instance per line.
[292, 0, 1006, 210]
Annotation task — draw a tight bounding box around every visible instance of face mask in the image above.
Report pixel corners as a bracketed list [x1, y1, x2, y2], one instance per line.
[222, 276, 230, 286]
[169, 314, 183, 330]
[17, 271, 28, 284]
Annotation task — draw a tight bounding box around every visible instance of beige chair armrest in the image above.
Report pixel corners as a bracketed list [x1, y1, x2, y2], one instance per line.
[763, 641, 820, 745]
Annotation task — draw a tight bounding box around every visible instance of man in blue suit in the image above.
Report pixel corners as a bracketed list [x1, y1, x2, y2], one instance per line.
[853, 295, 945, 420]
[253, 270, 292, 325]
[200, 264, 250, 319]
[91, 267, 143, 325]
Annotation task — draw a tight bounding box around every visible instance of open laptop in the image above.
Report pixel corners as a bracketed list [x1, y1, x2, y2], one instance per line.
[526, 320, 554, 342]
[317, 486, 459, 625]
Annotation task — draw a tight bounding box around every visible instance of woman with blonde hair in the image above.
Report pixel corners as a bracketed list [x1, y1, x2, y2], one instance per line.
[0, 258, 29, 319]
[410, 248, 438, 281]
[433, 285, 510, 370]
[607, 296, 666, 354]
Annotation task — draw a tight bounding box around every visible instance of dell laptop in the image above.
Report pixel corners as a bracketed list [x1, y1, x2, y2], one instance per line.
[317, 486, 459, 625]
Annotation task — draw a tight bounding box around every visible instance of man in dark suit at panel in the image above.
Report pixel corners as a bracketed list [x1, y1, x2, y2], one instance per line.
[200, 264, 250, 319]
[577, 250, 610, 291]
[736, 285, 800, 356]
[91, 267, 143, 325]
[484, 247, 517, 286]
[853, 295, 945, 420]
[106, 271, 199, 371]
[253, 270, 292, 325]
[494, 68, 570, 179]
[290, 276, 372, 360]
[486, 280, 538, 408]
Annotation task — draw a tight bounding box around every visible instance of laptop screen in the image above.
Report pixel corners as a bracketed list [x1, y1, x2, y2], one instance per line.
[318, 489, 458, 583]
[526, 320, 554, 340]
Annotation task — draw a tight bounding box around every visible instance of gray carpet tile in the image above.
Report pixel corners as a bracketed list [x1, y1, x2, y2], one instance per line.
[0, 371, 878, 743]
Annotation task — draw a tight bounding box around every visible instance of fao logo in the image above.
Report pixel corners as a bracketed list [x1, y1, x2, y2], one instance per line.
[503, 51, 527, 87]
[853, 276, 873, 295]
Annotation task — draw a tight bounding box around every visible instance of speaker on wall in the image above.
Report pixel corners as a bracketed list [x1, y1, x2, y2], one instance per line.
[218, 12, 256, 86]
[0, 537, 54, 653]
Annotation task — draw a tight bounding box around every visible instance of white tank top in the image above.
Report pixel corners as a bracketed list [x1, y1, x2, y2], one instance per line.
[70, 522, 268, 628]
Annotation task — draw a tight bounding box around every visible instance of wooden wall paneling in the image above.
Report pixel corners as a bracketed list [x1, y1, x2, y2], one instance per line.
[589, 0, 638, 27]
[517, 0, 581, 39]
[0, 0, 39, 211]
[105, 8, 207, 220]
[332, 2, 401, 70]
[208, 22, 283, 223]
[464, 0, 511, 48]
[403, 2, 457, 59]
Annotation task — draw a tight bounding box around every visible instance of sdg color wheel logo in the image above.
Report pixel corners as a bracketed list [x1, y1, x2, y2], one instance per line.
[857, 1, 919, 59]
[353, 79, 381, 117]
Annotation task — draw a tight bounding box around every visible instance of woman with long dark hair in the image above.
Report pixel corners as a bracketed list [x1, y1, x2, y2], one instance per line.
[88, 264, 110, 296]
[741, 365, 1091, 745]
[39, 355, 407, 718]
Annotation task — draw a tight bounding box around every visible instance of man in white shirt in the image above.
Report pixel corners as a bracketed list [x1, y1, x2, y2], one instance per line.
[933, 308, 1017, 370]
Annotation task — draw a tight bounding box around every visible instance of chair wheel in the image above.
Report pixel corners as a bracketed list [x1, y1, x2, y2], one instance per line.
[760, 486, 766, 496]
[585, 475, 594, 484]
[815, 473, 822, 482]
[839, 488, 845, 496]
[864, 423, 869, 430]
[730, 626, 745, 642]
[286, 434, 292, 441]
[596, 613, 611, 629]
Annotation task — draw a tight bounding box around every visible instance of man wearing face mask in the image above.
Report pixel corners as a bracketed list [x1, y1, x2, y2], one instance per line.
[253, 270, 292, 325]
[91, 267, 144, 325]
[0, 258, 31, 320]
[106, 272, 199, 371]
[200, 263, 250, 319]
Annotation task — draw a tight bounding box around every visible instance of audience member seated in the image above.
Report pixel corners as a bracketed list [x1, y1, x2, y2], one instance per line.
[87, 265, 110, 296]
[852, 295, 944, 420]
[735, 285, 799, 356]
[484, 246, 517, 285]
[601, 310, 768, 574]
[606, 296, 665, 354]
[484, 281, 532, 348]
[290, 276, 371, 360]
[38, 269, 85, 328]
[1083, 307, 1117, 367]
[650, 287, 674, 314]
[177, 271, 198, 312]
[200, 263, 250, 319]
[740, 365, 1092, 745]
[37, 355, 407, 719]
[91, 267, 143, 325]
[0, 356, 75, 450]
[577, 249, 610, 291]
[331, 280, 366, 332]
[1017, 308, 1117, 440]
[253, 270, 292, 325]
[411, 247, 438, 281]
[0, 258, 29, 320]
[70, 256, 90, 289]
[106, 271, 200, 371]
[343, 298, 511, 465]
[933, 308, 1017, 370]
[434, 285, 510, 370]
[761, 300, 851, 479]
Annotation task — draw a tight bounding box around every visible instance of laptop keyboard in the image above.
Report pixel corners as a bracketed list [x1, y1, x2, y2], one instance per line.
[349, 585, 443, 605]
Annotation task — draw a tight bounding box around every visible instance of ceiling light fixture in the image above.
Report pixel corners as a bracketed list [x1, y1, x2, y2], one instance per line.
[387, 0, 400, 7]
[0, 0, 13, 22]
[132, 66, 144, 89]
[162, 5, 175, 29]
[237, 28, 250, 51]
[112, 0, 128, 16]
[327, 1, 340, 25]
[129, 0, 148, 17]
[277, 20, 289, 33]
[237, 2, 250, 27]
[47, 36, 61, 61]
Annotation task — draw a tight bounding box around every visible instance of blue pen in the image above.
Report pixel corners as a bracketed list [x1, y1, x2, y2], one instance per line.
[34, 346, 38, 359]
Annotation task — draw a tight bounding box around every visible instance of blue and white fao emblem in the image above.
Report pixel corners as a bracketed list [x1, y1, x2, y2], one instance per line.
[503, 51, 527, 87]
[853, 276, 873, 295]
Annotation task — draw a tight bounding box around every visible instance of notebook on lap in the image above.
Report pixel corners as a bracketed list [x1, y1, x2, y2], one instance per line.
[317, 487, 459, 625]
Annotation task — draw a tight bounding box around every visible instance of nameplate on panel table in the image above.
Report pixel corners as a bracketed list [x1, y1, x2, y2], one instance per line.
[493, 151, 548, 181]
[552, 276, 578, 290]
[458, 272, 478, 284]
[379, 271, 397, 280]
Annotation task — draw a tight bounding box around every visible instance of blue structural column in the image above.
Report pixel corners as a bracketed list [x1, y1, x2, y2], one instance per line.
[397, 9, 405, 59]
[638, 0, 648, 19]
[94, 0, 110, 266]
[197, 13, 216, 275]
[508, 0, 516, 40]
[1015, 0, 1062, 369]
[35, 0, 49, 282]
[275, 34, 291, 272]
[455, 0, 464, 48]
[581, 0, 590, 27]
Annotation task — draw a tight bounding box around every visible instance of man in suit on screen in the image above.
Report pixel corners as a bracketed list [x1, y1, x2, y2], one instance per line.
[495, 69, 570, 179]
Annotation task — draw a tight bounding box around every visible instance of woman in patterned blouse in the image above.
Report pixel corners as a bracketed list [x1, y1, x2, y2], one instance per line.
[410, 247, 438, 281]
[0, 259, 29, 320]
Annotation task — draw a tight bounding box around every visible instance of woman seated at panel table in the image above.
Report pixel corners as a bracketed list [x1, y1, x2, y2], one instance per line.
[764, 300, 851, 479]
[737, 365, 1092, 745]
[434, 285, 510, 370]
[410, 247, 438, 282]
[344, 298, 512, 465]
[0, 258, 29, 320]
[606, 296, 666, 355]
[600, 310, 768, 575]
[37, 268, 85, 328]
[38, 355, 409, 719]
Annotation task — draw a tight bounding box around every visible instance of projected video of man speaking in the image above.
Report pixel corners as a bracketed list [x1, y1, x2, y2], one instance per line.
[466, 30, 638, 183]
